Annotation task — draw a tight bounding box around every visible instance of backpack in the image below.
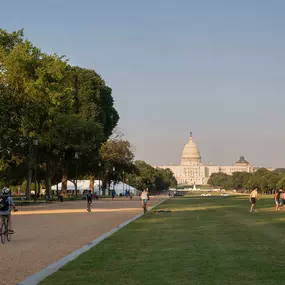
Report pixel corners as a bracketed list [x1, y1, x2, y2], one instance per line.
[87, 193, 92, 200]
[0, 196, 9, 211]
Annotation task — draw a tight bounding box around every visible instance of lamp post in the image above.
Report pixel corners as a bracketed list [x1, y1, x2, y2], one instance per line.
[33, 136, 39, 202]
[126, 178, 129, 197]
[112, 166, 115, 194]
[98, 161, 101, 195]
[122, 170, 125, 196]
[75, 152, 79, 197]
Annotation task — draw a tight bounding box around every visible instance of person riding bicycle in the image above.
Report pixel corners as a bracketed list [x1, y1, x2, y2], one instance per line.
[0, 188, 17, 234]
[86, 190, 93, 211]
[141, 189, 149, 208]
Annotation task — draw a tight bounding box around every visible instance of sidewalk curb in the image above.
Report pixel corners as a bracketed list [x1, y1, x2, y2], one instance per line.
[17, 199, 166, 285]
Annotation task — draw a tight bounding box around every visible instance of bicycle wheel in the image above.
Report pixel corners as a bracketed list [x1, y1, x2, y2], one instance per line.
[87, 201, 91, 212]
[1, 223, 6, 244]
[6, 220, 11, 242]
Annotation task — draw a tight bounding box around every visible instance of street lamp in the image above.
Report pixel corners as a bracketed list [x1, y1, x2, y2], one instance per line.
[75, 152, 79, 197]
[33, 136, 38, 201]
[112, 166, 115, 193]
[122, 170, 125, 196]
[126, 178, 129, 197]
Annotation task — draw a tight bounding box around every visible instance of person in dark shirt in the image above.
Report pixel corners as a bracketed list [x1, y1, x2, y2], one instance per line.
[111, 190, 116, 200]
[86, 190, 93, 212]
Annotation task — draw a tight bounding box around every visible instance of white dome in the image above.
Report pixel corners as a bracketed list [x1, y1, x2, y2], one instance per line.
[181, 134, 201, 165]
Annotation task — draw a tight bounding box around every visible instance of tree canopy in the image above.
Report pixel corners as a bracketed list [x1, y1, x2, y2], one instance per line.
[0, 28, 177, 197]
[127, 161, 177, 192]
[0, 28, 119, 197]
[208, 168, 285, 193]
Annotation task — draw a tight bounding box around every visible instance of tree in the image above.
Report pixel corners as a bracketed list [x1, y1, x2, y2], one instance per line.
[231, 172, 252, 190]
[0, 29, 120, 198]
[100, 139, 134, 194]
[208, 173, 232, 189]
[277, 176, 285, 189]
[155, 168, 177, 190]
[127, 161, 177, 192]
[0, 29, 71, 198]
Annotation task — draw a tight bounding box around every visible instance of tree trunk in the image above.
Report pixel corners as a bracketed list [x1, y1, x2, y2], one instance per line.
[62, 172, 68, 196]
[26, 167, 32, 200]
[108, 182, 111, 195]
[89, 176, 94, 192]
[37, 181, 41, 197]
[46, 162, 52, 198]
[61, 154, 68, 196]
[56, 183, 59, 199]
[70, 180, 77, 196]
[102, 183, 106, 195]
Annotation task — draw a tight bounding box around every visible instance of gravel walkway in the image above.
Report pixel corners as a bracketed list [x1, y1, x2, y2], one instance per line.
[0, 197, 164, 285]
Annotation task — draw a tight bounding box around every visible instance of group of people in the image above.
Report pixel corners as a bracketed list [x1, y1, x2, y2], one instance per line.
[85, 189, 140, 212]
[249, 187, 285, 212]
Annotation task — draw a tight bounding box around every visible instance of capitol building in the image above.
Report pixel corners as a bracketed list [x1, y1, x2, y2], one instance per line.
[155, 133, 254, 185]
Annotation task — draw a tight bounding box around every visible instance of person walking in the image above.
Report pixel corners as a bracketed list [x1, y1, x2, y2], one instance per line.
[274, 189, 282, 211]
[111, 190, 116, 200]
[249, 188, 258, 213]
[281, 190, 285, 210]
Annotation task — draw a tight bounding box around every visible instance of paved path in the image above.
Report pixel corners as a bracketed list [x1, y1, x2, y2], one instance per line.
[0, 196, 164, 285]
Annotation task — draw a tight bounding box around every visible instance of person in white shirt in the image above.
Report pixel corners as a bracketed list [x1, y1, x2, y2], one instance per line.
[140, 189, 149, 208]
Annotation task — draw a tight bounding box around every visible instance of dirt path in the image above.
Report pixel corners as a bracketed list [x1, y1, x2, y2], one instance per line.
[0, 197, 164, 285]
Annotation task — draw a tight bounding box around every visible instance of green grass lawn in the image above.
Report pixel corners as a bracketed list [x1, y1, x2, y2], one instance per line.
[40, 195, 285, 285]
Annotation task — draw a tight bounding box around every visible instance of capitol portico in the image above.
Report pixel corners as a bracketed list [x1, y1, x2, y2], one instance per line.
[155, 133, 254, 185]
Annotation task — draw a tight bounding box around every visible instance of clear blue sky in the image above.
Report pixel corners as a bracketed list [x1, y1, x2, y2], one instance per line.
[1, 0, 285, 167]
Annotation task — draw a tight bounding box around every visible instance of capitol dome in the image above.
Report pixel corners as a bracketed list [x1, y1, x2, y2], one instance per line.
[180, 133, 201, 165]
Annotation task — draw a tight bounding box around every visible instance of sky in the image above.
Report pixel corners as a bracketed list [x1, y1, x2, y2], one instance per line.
[1, 0, 285, 168]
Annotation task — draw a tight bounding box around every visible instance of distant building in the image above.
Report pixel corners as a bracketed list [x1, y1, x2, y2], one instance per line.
[154, 133, 254, 186]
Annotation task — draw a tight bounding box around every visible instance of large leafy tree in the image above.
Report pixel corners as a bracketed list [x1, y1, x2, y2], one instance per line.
[99, 139, 134, 194]
[127, 161, 177, 192]
[0, 28, 71, 198]
[65, 67, 119, 138]
[0, 29, 119, 198]
[60, 67, 119, 194]
[208, 172, 232, 189]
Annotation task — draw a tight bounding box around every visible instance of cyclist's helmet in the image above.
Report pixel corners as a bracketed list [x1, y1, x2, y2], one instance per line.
[2, 188, 10, 196]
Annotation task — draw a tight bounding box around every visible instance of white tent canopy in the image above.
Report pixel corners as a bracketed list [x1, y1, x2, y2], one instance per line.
[51, 180, 139, 195]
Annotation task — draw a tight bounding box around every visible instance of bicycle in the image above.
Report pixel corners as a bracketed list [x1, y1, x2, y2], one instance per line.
[142, 200, 148, 213]
[87, 200, 92, 212]
[0, 209, 18, 244]
[0, 215, 12, 244]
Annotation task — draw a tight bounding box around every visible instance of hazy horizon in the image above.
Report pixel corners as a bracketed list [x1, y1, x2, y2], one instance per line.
[2, 0, 285, 168]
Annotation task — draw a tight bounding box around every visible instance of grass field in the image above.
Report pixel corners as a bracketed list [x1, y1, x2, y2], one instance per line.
[41, 195, 285, 285]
